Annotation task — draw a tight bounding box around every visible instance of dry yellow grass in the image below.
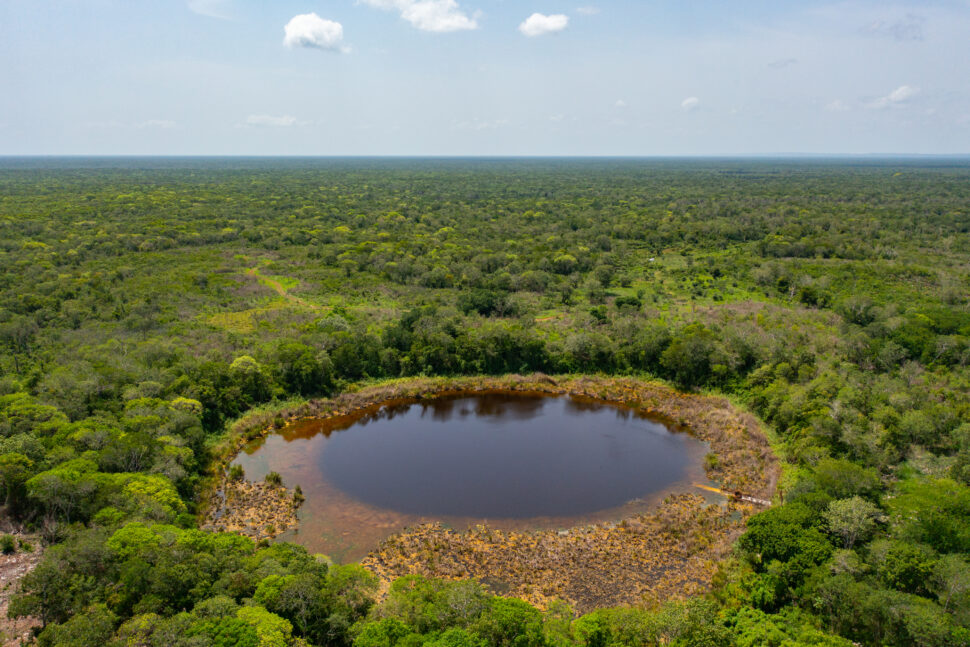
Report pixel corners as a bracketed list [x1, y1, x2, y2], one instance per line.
[200, 480, 299, 542]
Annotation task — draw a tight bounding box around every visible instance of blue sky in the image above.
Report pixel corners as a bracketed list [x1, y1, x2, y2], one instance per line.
[1, 0, 968, 155]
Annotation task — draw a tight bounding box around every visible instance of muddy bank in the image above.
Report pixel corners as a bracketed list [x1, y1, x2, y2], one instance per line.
[205, 374, 779, 608]
[363, 494, 745, 612]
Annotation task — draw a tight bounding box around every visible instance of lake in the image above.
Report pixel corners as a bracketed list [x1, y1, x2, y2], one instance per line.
[233, 392, 710, 561]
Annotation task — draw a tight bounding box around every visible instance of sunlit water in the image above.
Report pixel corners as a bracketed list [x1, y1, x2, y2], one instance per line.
[233, 393, 710, 561]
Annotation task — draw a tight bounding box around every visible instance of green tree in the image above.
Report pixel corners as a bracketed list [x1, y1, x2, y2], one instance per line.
[472, 597, 545, 647]
[353, 618, 418, 647]
[9, 560, 75, 628]
[822, 496, 882, 548]
[811, 458, 881, 500]
[236, 605, 294, 647]
[660, 325, 716, 389]
[426, 628, 487, 647]
[36, 604, 117, 647]
[655, 598, 731, 647]
[870, 539, 937, 596]
[929, 554, 970, 615]
[886, 478, 970, 553]
[0, 452, 33, 509]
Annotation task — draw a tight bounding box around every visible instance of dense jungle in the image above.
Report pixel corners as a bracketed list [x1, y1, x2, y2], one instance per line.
[1, 157, 970, 647]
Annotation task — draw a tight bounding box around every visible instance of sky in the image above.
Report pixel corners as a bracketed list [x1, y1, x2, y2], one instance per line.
[1, 0, 969, 155]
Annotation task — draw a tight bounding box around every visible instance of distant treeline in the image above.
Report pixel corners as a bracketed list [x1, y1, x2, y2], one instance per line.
[1, 160, 969, 646]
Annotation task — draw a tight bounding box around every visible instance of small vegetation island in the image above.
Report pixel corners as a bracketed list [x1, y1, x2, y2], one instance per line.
[2, 156, 970, 647]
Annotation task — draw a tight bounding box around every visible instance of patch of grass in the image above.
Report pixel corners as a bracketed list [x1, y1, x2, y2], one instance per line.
[206, 300, 289, 334]
[266, 274, 300, 291]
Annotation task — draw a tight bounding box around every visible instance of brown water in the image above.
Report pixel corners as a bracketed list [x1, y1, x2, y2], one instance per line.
[233, 393, 710, 562]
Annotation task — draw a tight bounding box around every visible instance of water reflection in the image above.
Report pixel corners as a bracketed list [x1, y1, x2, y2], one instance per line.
[233, 393, 709, 562]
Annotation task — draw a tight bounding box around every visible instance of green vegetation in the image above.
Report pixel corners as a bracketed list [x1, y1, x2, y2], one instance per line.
[0, 533, 16, 555]
[2, 158, 970, 645]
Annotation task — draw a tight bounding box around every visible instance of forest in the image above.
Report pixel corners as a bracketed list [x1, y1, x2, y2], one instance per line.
[1, 157, 970, 646]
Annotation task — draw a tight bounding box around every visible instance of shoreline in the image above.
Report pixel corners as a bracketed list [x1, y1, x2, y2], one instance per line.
[200, 374, 779, 609]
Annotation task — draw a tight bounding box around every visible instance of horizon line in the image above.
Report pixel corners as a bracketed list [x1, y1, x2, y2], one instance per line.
[2, 153, 970, 160]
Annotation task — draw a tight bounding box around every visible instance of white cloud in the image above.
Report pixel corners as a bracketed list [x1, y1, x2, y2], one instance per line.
[868, 85, 919, 109]
[888, 85, 918, 102]
[614, 99, 627, 108]
[681, 96, 700, 111]
[245, 115, 299, 127]
[576, 6, 600, 15]
[283, 13, 346, 51]
[359, 0, 478, 33]
[519, 13, 569, 37]
[825, 99, 851, 112]
[188, 0, 231, 19]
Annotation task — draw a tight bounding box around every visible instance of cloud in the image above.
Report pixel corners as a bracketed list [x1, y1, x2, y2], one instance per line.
[576, 6, 600, 15]
[681, 97, 700, 111]
[244, 115, 300, 127]
[888, 85, 918, 102]
[614, 99, 627, 108]
[519, 13, 569, 37]
[865, 13, 924, 41]
[868, 85, 919, 109]
[283, 13, 346, 51]
[359, 0, 478, 33]
[188, 0, 231, 19]
[825, 99, 850, 112]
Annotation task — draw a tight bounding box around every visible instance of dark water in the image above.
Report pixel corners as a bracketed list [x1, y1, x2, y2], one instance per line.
[322, 395, 691, 517]
[234, 393, 709, 561]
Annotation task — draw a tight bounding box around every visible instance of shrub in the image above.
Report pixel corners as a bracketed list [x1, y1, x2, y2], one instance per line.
[265, 472, 283, 487]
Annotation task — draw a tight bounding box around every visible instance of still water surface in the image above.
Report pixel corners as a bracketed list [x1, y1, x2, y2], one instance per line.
[234, 393, 709, 561]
